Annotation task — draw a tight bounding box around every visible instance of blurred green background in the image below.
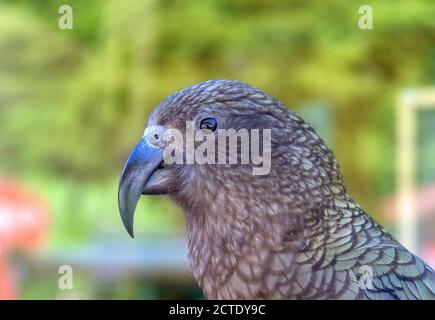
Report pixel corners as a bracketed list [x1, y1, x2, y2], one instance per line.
[0, 0, 434, 299]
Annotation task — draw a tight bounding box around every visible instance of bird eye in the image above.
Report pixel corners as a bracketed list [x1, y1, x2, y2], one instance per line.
[199, 118, 218, 133]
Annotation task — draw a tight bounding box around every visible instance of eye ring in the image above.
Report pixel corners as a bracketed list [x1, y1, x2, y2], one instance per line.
[199, 117, 218, 133]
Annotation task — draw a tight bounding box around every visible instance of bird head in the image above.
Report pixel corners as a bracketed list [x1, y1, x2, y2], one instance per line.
[118, 80, 342, 239]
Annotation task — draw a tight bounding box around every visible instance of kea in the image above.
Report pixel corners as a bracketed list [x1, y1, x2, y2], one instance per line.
[118, 80, 435, 300]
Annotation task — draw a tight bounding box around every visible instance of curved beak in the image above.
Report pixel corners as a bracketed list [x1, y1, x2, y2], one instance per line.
[118, 138, 163, 238]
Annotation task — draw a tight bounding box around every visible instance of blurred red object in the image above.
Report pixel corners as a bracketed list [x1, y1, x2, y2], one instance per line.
[0, 258, 17, 300]
[0, 178, 50, 299]
[0, 178, 49, 249]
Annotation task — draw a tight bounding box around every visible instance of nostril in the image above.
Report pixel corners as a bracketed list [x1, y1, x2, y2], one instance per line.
[158, 161, 165, 169]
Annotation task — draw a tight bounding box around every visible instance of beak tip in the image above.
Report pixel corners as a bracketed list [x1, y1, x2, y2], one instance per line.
[118, 180, 139, 240]
[120, 215, 135, 239]
[127, 228, 135, 239]
[120, 208, 136, 239]
[119, 199, 137, 239]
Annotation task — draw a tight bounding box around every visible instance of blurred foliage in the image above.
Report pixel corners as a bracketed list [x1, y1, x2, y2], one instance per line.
[0, 0, 435, 248]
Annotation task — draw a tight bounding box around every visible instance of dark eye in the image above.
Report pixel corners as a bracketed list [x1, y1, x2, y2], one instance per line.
[199, 117, 218, 132]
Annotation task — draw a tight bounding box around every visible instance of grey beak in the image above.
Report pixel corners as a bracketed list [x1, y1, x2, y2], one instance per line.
[118, 138, 163, 238]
